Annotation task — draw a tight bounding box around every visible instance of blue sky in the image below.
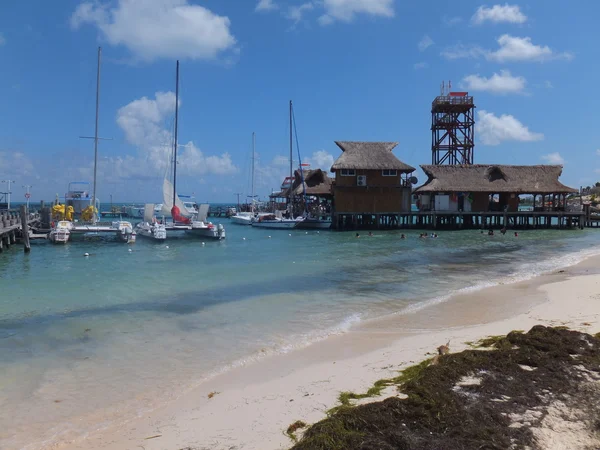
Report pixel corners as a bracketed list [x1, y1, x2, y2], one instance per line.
[0, 0, 597, 203]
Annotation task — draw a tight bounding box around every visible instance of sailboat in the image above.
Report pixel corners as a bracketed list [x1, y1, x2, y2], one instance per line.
[162, 61, 225, 240]
[231, 132, 258, 225]
[252, 101, 302, 230]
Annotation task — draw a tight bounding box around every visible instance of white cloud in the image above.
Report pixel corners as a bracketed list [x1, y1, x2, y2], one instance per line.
[414, 62, 428, 70]
[418, 35, 434, 52]
[318, 0, 394, 25]
[305, 150, 335, 172]
[0, 33, 6, 46]
[541, 152, 564, 165]
[70, 0, 236, 62]
[476, 110, 544, 146]
[115, 91, 237, 178]
[472, 4, 527, 25]
[256, 0, 278, 12]
[442, 35, 573, 63]
[488, 35, 572, 62]
[596, 149, 600, 156]
[462, 70, 526, 94]
[287, 2, 315, 24]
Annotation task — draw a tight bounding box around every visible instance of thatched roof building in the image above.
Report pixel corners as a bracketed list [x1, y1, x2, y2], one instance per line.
[330, 142, 415, 172]
[288, 169, 333, 197]
[415, 165, 577, 194]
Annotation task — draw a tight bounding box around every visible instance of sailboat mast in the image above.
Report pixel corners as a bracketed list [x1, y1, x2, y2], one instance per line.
[92, 46, 101, 223]
[173, 60, 180, 209]
[251, 132, 255, 213]
[289, 100, 293, 212]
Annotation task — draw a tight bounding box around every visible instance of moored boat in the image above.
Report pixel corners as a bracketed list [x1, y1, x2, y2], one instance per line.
[48, 220, 73, 244]
[112, 220, 137, 243]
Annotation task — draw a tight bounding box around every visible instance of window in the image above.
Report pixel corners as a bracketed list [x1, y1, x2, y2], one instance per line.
[340, 169, 356, 176]
[382, 169, 398, 176]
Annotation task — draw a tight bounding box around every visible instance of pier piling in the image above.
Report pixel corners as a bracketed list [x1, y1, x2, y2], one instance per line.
[20, 205, 31, 253]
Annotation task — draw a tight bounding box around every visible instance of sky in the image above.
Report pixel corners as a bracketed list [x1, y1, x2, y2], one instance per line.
[0, 0, 598, 204]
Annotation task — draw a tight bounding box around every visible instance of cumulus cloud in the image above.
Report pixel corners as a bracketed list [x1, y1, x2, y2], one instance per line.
[472, 4, 527, 25]
[488, 35, 572, 62]
[0, 151, 35, 177]
[70, 0, 237, 62]
[541, 152, 565, 165]
[442, 35, 572, 63]
[305, 150, 335, 172]
[318, 0, 394, 25]
[477, 110, 544, 146]
[115, 91, 237, 179]
[462, 70, 526, 94]
[256, 0, 278, 12]
[418, 35, 434, 52]
[0, 33, 6, 46]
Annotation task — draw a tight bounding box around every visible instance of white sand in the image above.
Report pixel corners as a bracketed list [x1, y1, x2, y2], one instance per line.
[57, 265, 600, 450]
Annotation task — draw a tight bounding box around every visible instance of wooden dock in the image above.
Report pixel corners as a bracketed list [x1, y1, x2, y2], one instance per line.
[0, 207, 42, 253]
[333, 211, 589, 231]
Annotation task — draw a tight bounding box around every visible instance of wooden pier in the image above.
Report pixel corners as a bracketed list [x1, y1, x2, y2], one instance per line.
[333, 211, 589, 231]
[0, 206, 43, 253]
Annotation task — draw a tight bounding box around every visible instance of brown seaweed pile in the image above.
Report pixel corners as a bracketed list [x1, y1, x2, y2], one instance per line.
[291, 326, 600, 450]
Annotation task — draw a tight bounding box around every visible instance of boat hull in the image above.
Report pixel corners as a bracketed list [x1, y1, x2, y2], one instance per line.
[49, 230, 70, 244]
[295, 219, 332, 230]
[251, 220, 298, 229]
[231, 215, 253, 226]
[135, 223, 167, 241]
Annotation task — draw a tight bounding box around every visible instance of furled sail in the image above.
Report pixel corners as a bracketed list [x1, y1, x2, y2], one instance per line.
[162, 178, 191, 218]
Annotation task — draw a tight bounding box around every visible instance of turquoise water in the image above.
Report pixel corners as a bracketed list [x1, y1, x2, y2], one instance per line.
[1, 222, 600, 448]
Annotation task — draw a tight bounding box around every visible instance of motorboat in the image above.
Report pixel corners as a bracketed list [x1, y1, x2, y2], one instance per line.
[187, 220, 226, 239]
[48, 220, 73, 244]
[136, 204, 167, 241]
[136, 221, 167, 241]
[295, 215, 332, 230]
[112, 220, 136, 244]
[251, 213, 300, 229]
[231, 211, 253, 225]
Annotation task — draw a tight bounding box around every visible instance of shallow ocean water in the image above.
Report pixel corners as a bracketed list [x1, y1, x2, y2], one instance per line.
[1, 222, 599, 448]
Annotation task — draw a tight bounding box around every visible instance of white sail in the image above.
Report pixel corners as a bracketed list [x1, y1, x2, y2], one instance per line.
[162, 178, 191, 217]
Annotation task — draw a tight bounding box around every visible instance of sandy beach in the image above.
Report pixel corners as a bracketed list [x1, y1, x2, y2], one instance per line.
[55, 256, 600, 450]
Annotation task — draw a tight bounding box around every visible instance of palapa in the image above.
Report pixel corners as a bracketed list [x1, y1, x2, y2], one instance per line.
[415, 164, 577, 195]
[330, 142, 415, 172]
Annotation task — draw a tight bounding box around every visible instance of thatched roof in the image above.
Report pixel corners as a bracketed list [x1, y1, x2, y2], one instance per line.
[330, 142, 415, 172]
[415, 165, 577, 194]
[289, 169, 333, 197]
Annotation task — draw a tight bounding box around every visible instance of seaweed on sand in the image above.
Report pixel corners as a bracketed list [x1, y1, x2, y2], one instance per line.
[291, 326, 600, 450]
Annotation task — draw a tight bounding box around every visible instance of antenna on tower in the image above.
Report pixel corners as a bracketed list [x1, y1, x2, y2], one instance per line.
[440, 81, 444, 96]
[448, 80, 452, 92]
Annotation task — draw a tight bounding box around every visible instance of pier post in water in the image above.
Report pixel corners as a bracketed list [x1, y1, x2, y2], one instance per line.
[20, 205, 31, 253]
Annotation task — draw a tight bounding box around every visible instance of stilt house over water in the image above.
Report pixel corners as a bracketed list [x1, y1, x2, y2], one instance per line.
[414, 164, 578, 212]
[330, 141, 415, 229]
[287, 168, 333, 217]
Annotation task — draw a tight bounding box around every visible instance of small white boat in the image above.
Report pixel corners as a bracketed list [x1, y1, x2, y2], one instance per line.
[48, 220, 73, 244]
[187, 221, 226, 239]
[251, 213, 300, 229]
[231, 211, 254, 225]
[136, 204, 167, 241]
[112, 220, 136, 244]
[296, 216, 332, 230]
[136, 221, 167, 241]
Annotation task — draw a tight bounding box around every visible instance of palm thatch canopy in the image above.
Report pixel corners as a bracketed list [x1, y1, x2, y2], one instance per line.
[330, 142, 415, 173]
[415, 165, 577, 194]
[289, 168, 333, 197]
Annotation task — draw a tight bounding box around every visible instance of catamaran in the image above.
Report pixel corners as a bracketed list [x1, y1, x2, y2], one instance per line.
[161, 61, 225, 240]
